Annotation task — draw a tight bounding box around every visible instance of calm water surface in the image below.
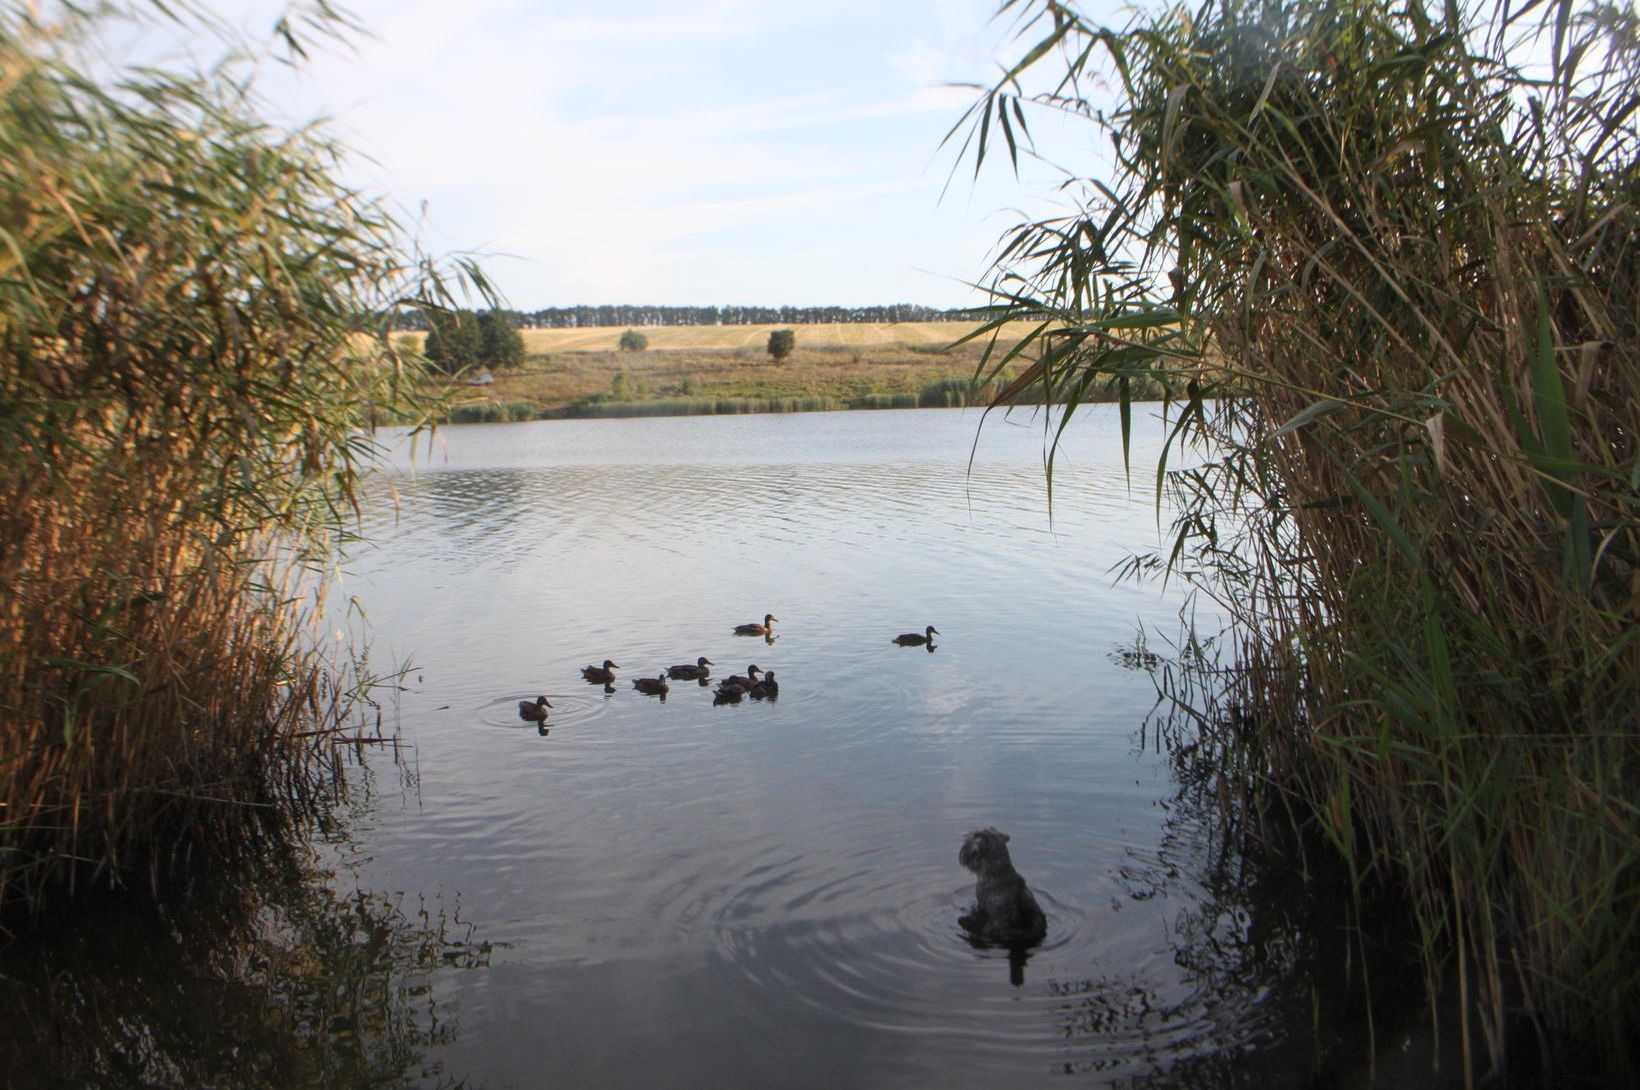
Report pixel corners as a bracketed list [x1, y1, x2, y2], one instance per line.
[325, 406, 1309, 1088]
[3, 406, 1409, 1087]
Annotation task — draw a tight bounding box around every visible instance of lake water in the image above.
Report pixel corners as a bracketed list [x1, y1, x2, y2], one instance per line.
[0, 406, 1424, 1087]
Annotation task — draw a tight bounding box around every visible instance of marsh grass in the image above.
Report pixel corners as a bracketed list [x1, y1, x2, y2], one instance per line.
[0, 5, 454, 921]
[962, 0, 1638, 1080]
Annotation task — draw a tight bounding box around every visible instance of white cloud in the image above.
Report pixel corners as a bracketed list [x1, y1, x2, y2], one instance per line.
[136, 0, 1095, 306]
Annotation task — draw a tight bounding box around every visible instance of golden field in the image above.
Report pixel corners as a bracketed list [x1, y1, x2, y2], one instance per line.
[409, 321, 1054, 421]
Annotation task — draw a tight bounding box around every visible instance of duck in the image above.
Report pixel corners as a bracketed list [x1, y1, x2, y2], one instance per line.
[720, 665, 762, 691]
[713, 687, 744, 705]
[734, 613, 778, 636]
[893, 625, 939, 646]
[518, 695, 552, 723]
[749, 671, 779, 699]
[667, 656, 713, 680]
[581, 659, 620, 684]
[632, 672, 670, 696]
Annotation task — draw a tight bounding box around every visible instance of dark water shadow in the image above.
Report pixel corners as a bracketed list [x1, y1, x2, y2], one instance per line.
[1100, 630, 1502, 1090]
[0, 761, 490, 1089]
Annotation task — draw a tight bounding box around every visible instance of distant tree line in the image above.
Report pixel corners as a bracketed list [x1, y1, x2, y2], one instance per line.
[392, 303, 972, 331]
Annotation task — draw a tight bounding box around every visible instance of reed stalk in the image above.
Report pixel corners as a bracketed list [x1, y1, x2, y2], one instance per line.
[960, 0, 1638, 1080]
[0, 4, 459, 922]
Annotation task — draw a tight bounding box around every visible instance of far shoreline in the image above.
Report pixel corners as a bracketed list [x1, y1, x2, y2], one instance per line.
[406, 322, 1165, 425]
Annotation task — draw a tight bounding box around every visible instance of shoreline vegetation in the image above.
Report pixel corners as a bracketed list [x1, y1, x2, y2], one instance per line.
[404, 322, 1163, 423]
[960, 0, 1638, 1083]
[0, 4, 449, 924]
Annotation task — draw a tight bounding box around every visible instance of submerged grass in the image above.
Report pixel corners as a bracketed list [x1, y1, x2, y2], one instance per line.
[962, 0, 1638, 1081]
[0, 5, 452, 922]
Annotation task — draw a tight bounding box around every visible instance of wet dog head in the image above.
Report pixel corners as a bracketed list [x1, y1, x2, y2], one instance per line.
[959, 827, 1014, 875]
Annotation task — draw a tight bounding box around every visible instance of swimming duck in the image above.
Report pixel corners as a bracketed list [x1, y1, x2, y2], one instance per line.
[582, 659, 620, 683]
[720, 665, 762, 691]
[734, 614, 778, 636]
[749, 671, 779, 699]
[893, 625, 939, 646]
[632, 672, 670, 696]
[713, 687, 744, 705]
[518, 696, 552, 723]
[667, 656, 714, 680]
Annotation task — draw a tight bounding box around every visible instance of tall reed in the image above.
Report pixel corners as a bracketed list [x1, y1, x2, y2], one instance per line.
[959, 0, 1637, 1080]
[0, 5, 455, 920]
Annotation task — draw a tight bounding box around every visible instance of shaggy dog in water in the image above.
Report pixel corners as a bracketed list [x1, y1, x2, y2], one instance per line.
[957, 827, 1047, 947]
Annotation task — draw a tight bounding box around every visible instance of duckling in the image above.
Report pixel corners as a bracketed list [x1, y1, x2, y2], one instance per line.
[667, 656, 713, 680]
[720, 664, 762, 690]
[893, 625, 939, 646]
[582, 659, 620, 684]
[518, 695, 552, 723]
[734, 613, 778, 636]
[749, 671, 779, 699]
[632, 672, 670, 696]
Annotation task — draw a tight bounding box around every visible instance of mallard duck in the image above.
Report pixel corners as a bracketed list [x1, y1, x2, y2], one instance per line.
[632, 672, 670, 696]
[734, 613, 778, 636]
[713, 687, 743, 705]
[581, 659, 619, 683]
[749, 671, 779, 699]
[667, 656, 713, 680]
[720, 665, 761, 690]
[893, 625, 939, 646]
[518, 695, 552, 723]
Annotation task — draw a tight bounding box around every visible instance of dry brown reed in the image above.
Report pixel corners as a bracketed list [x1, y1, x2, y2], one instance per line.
[960, 0, 1637, 1081]
[0, 5, 451, 922]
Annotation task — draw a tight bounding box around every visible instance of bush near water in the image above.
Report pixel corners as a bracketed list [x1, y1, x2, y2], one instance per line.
[0, 6, 445, 918]
[963, 0, 1638, 1080]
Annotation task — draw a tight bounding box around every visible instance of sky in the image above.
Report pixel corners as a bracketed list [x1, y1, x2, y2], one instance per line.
[138, 0, 1128, 311]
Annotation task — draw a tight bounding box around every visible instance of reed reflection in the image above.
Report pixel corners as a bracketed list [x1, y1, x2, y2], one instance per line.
[1040, 638, 1436, 1087]
[0, 832, 490, 1087]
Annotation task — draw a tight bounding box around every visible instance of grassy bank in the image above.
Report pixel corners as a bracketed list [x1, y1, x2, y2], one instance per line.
[0, 6, 441, 921]
[965, 0, 1638, 1082]
[423, 329, 1164, 422]
[511, 319, 999, 353]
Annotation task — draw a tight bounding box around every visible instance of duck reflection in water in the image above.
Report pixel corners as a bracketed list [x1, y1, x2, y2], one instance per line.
[957, 827, 1048, 987]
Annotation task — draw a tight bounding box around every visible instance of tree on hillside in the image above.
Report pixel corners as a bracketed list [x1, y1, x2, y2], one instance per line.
[619, 328, 649, 351]
[423, 310, 481, 374]
[477, 310, 525, 370]
[425, 309, 526, 373]
[767, 329, 795, 360]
